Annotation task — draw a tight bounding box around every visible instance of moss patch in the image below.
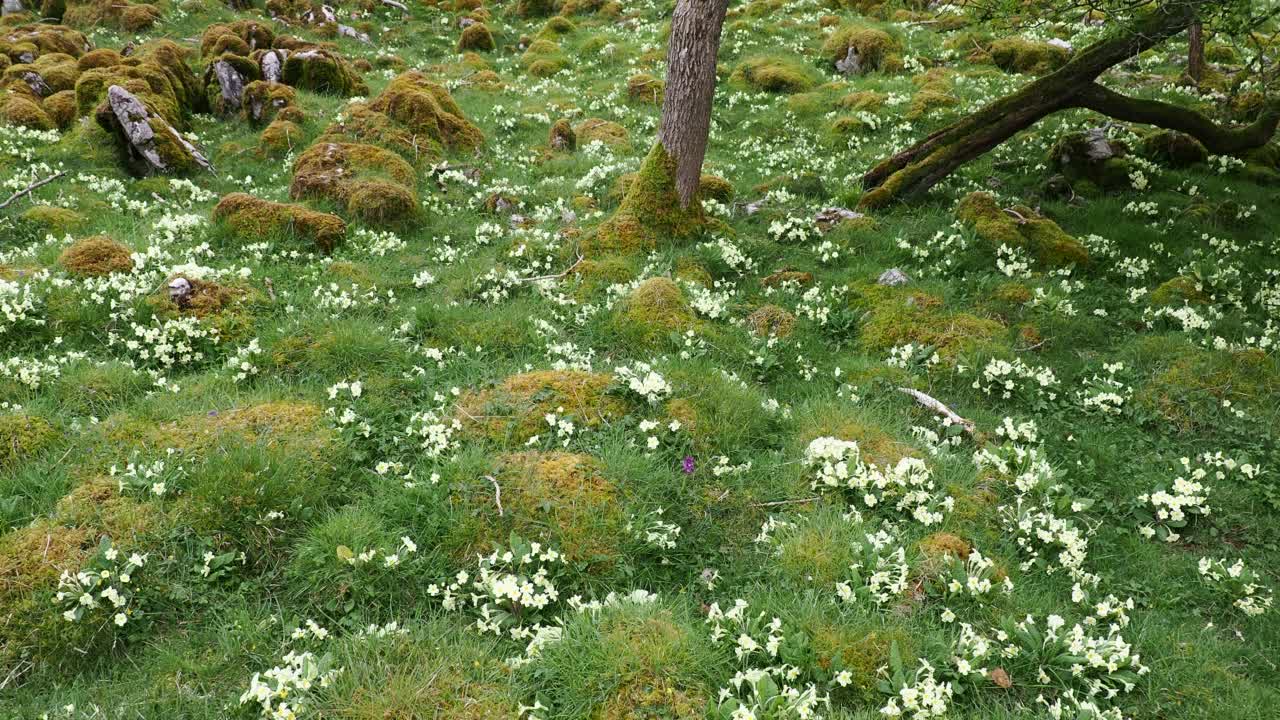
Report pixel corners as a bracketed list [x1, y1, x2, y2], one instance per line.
[611, 277, 698, 347]
[57, 235, 134, 276]
[955, 191, 1088, 268]
[456, 370, 627, 442]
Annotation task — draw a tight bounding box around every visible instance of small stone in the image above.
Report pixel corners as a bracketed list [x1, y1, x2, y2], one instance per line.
[877, 268, 910, 286]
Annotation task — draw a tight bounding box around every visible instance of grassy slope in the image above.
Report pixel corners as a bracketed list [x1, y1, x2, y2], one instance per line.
[1, 0, 1278, 718]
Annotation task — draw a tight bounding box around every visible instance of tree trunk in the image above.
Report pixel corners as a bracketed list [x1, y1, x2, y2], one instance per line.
[658, 0, 729, 208]
[1188, 20, 1205, 84]
[856, 1, 1280, 209]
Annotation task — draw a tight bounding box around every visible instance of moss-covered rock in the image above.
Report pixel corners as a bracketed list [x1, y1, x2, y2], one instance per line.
[821, 25, 900, 74]
[955, 192, 1088, 268]
[515, 0, 553, 17]
[988, 37, 1070, 75]
[574, 117, 628, 149]
[62, 0, 161, 32]
[626, 73, 663, 104]
[57, 235, 133, 276]
[1048, 130, 1135, 191]
[242, 79, 297, 125]
[612, 277, 698, 347]
[549, 117, 576, 151]
[1149, 276, 1209, 307]
[855, 284, 1006, 363]
[282, 47, 367, 96]
[212, 192, 347, 253]
[458, 22, 495, 52]
[732, 55, 816, 93]
[199, 19, 275, 58]
[1140, 130, 1208, 168]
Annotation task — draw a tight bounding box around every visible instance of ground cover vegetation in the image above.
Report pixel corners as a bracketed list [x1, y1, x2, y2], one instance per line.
[0, 0, 1278, 718]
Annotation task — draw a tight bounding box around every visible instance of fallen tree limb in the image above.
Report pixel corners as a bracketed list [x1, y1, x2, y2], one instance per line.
[898, 387, 976, 435]
[0, 170, 67, 210]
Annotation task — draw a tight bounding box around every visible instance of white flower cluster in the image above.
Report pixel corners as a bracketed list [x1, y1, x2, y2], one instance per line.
[1076, 362, 1130, 415]
[54, 540, 146, 629]
[227, 338, 263, 382]
[405, 409, 461, 458]
[973, 357, 1060, 402]
[706, 600, 828, 720]
[625, 507, 682, 552]
[0, 276, 44, 336]
[768, 216, 815, 244]
[805, 437, 952, 526]
[1137, 453, 1234, 542]
[239, 650, 339, 720]
[614, 361, 671, 404]
[880, 660, 952, 719]
[1198, 556, 1274, 617]
[116, 315, 219, 370]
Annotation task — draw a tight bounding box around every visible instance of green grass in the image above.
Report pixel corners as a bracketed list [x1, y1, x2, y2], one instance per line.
[1, 0, 1279, 718]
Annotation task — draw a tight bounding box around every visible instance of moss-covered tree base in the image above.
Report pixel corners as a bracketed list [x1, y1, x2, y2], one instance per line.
[583, 143, 709, 256]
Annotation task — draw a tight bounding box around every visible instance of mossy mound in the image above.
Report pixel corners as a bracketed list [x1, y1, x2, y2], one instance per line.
[100, 401, 331, 459]
[289, 142, 419, 226]
[0, 91, 54, 129]
[821, 25, 900, 73]
[597, 676, 704, 720]
[1, 23, 90, 60]
[259, 117, 301, 154]
[746, 304, 796, 338]
[955, 191, 1089, 268]
[515, 0, 553, 17]
[1128, 338, 1280, 433]
[612, 277, 698, 347]
[458, 22, 495, 52]
[549, 117, 576, 151]
[62, 0, 161, 32]
[586, 144, 707, 256]
[855, 284, 1006, 363]
[626, 73, 663, 104]
[364, 70, 483, 156]
[1048, 130, 1136, 191]
[1139, 130, 1208, 168]
[1149, 276, 1209, 307]
[574, 117, 629, 148]
[0, 412, 56, 467]
[212, 192, 347, 253]
[199, 19, 275, 58]
[987, 37, 1070, 75]
[809, 623, 909, 703]
[906, 89, 959, 120]
[282, 47, 367, 96]
[456, 370, 627, 442]
[57, 235, 133, 276]
[75, 40, 203, 129]
[493, 452, 622, 566]
[20, 204, 86, 233]
[732, 55, 817, 93]
[242, 79, 298, 125]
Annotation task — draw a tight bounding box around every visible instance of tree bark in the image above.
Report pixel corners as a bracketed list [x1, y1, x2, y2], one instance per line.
[1188, 20, 1205, 84]
[658, 0, 729, 208]
[856, 1, 1280, 209]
